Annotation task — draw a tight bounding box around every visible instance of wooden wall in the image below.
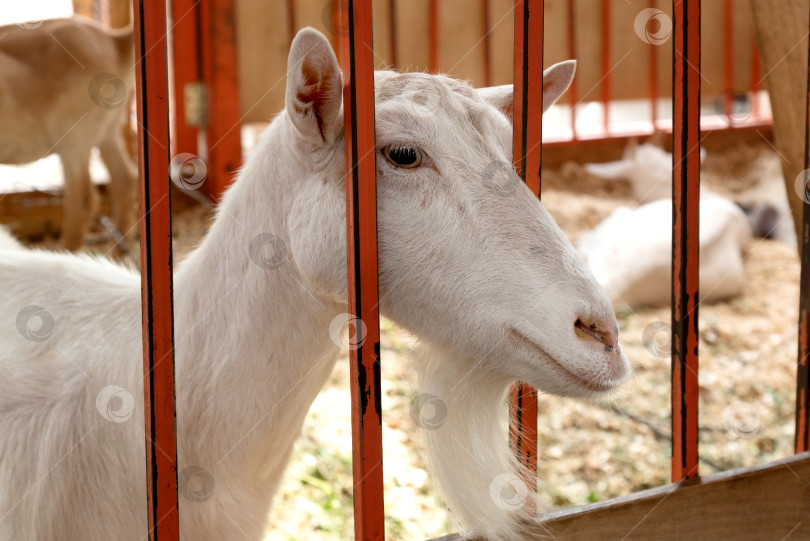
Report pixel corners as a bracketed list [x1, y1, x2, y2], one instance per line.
[235, 0, 758, 124]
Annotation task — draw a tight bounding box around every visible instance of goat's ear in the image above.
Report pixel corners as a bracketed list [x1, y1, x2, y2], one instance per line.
[286, 28, 343, 145]
[540, 60, 576, 112]
[478, 60, 576, 120]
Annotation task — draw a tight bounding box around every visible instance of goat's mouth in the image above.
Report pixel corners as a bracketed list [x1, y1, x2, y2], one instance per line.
[507, 327, 618, 394]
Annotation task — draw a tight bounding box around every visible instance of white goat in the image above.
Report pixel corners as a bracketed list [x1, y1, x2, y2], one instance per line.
[0, 28, 630, 541]
[578, 193, 752, 308]
[0, 17, 136, 250]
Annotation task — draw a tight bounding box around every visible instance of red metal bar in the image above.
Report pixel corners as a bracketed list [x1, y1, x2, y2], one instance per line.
[649, 0, 658, 128]
[509, 0, 542, 507]
[671, 0, 700, 482]
[429, 0, 439, 73]
[723, 0, 734, 123]
[288, 0, 297, 44]
[567, 0, 578, 139]
[170, 0, 201, 157]
[481, 0, 491, 87]
[341, 1, 385, 539]
[794, 2, 810, 454]
[601, 0, 611, 133]
[751, 36, 762, 118]
[132, 0, 179, 539]
[199, 0, 242, 201]
[388, 0, 398, 67]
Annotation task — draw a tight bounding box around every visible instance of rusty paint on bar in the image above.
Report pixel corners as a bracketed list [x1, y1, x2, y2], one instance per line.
[794, 3, 810, 454]
[341, 1, 385, 539]
[509, 0, 542, 507]
[671, 0, 700, 482]
[133, 0, 180, 539]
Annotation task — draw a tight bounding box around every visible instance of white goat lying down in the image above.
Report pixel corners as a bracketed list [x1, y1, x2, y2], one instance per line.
[0, 17, 136, 250]
[0, 28, 629, 541]
[583, 142, 753, 308]
[578, 193, 752, 308]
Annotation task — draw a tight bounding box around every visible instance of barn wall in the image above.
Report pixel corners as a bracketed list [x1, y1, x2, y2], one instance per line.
[235, 0, 757, 124]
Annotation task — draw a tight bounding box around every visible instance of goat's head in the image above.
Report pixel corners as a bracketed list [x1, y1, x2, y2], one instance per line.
[285, 28, 630, 398]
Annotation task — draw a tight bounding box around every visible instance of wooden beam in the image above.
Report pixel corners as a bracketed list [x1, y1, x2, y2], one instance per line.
[431, 452, 810, 540]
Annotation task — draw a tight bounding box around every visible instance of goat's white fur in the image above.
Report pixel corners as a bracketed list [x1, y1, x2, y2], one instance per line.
[0, 17, 136, 250]
[0, 28, 629, 540]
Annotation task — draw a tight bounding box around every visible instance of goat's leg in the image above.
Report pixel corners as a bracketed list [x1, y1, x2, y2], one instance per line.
[58, 151, 98, 251]
[99, 130, 138, 241]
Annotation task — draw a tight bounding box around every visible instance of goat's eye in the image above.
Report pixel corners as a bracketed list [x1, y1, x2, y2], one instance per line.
[383, 145, 422, 168]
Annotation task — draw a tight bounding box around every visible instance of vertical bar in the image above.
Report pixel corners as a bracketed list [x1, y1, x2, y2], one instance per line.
[509, 0, 542, 506]
[793, 2, 810, 454]
[132, 0, 179, 539]
[481, 0, 492, 87]
[199, 0, 242, 201]
[722, 0, 734, 123]
[567, 0, 578, 139]
[671, 0, 700, 482]
[341, 2, 385, 540]
[170, 0, 201, 157]
[429, 0, 439, 73]
[751, 36, 762, 118]
[388, 0, 398, 67]
[601, 0, 611, 133]
[288, 0, 297, 44]
[649, 0, 658, 129]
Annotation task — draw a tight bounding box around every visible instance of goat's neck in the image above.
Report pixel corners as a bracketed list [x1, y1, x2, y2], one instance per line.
[172, 117, 344, 483]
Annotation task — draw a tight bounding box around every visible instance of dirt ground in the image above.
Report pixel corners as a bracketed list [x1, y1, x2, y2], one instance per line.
[26, 140, 803, 540]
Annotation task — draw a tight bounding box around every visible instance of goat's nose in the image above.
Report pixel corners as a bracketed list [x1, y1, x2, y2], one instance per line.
[574, 318, 619, 353]
[575, 318, 626, 380]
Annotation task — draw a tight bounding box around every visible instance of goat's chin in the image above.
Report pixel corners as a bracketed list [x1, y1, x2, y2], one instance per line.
[412, 344, 548, 541]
